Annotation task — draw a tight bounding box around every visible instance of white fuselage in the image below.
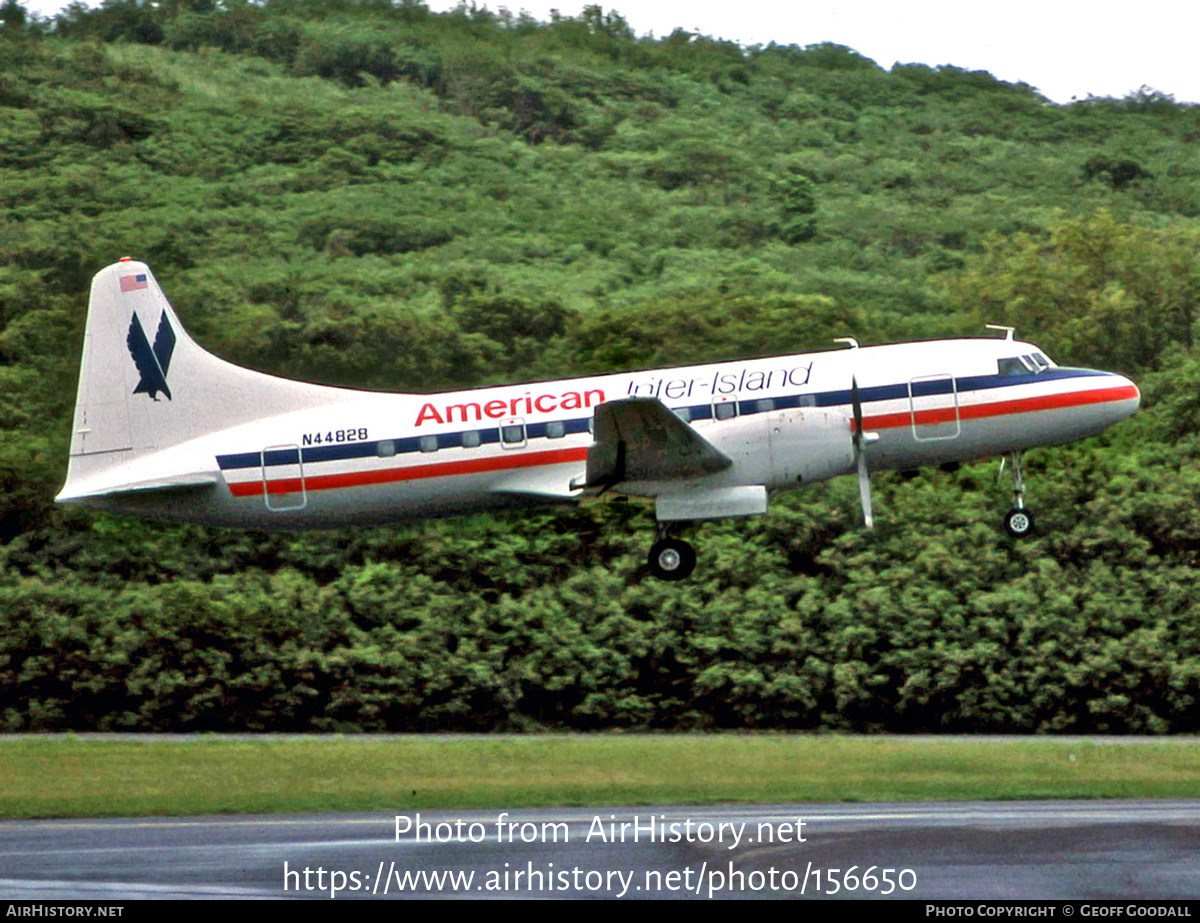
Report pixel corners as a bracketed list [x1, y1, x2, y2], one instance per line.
[71, 337, 1139, 528]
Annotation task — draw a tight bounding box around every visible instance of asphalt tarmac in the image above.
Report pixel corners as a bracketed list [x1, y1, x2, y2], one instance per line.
[3, 800, 1200, 900]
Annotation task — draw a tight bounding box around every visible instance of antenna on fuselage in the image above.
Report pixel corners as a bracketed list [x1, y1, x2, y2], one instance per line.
[834, 337, 860, 349]
[985, 324, 1016, 341]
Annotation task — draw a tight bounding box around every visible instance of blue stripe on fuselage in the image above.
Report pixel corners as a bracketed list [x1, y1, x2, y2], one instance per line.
[215, 367, 1109, 471]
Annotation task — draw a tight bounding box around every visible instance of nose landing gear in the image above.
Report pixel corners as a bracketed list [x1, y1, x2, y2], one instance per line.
[1003, 506, 1035, 538]
[1000, 452, 1035, 538]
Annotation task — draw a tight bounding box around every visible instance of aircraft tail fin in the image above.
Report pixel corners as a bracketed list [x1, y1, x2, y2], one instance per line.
[58, 259, 352, 503]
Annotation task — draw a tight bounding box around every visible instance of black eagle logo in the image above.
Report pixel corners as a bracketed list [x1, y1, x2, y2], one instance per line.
[127, 312, 176, 401]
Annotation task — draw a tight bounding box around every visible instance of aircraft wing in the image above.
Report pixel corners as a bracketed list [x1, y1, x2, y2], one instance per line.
[586, 397, 731, 488]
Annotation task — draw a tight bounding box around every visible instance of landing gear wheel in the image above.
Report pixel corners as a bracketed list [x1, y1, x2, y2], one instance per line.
[1003, 508, 1035, 538]
[648, 538, 697, 581]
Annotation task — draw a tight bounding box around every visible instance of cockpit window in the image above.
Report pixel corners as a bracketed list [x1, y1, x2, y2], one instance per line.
[999, 353, 1055, 376]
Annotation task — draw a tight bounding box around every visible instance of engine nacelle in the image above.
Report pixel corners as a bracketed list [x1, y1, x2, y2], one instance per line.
[769, 409, 855, 487]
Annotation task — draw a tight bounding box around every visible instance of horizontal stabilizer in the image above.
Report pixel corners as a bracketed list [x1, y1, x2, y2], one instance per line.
[586, 397, 731, 488]
[57, 473, 218, 503]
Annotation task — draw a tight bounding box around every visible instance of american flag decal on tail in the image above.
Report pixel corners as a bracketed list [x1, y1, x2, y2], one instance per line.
[120, 273, 148, 292]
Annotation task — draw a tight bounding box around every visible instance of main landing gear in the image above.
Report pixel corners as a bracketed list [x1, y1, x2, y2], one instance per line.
[1001, 451, 1035, 538]
[648, 525, 696, 581]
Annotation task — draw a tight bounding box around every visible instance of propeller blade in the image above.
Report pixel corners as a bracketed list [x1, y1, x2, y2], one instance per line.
[850, 374, 874, 528]
[857, 444, 874, 529]
[851, 374, 864, 451]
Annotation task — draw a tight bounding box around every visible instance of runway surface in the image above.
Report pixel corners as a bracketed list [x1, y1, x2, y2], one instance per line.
[3, 800, 1200, 899]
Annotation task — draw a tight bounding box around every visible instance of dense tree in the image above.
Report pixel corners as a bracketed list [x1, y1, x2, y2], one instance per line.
[940, 212, 1200, 372]
[1, 2, 1198, 732]
[773, 165, 819, 243]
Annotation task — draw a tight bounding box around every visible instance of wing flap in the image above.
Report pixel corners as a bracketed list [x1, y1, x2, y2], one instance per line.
[586, 398, 731, 488]
[492, 466, 583, 501]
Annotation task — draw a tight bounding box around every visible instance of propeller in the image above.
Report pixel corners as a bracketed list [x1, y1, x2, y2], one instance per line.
[850, 374, 879, 529]
[836, 338, 879, 529]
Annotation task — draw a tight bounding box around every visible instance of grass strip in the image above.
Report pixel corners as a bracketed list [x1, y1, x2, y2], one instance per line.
[3, 735, 1199, 819]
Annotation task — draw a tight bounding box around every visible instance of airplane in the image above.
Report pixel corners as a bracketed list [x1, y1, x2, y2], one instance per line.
[56, 259, 1141, 580]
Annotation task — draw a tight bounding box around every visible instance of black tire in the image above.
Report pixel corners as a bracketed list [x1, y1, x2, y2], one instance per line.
[1003, 508, 1035, 538]
[648, 538, 697, 581]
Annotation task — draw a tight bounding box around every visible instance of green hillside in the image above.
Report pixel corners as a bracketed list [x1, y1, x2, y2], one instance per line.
[2, 1, 1199, 733]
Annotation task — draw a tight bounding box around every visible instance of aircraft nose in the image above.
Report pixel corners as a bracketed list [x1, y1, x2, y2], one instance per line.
[1106, 372, 1141, 420]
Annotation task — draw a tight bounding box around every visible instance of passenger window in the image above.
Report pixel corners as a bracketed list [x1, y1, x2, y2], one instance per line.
[714, 402, 737, 421]
[419, 435, 438, 453]
[546, 421, 565, 439]
[756, 398, 775, 413]
[462, 431, 481, 448]
[502, 424, 526, 444]
[799, 394, 817, 408]
[377, 440, 396, 458]
[674, 407, 692, 423]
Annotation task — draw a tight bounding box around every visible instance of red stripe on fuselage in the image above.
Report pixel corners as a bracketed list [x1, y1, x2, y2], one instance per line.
[228, 446, 589, 498]
[862, 384, 1139, 431]
[228, 383, 1137, 498]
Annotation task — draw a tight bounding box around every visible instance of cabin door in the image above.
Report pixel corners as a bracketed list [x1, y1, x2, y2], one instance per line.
[261, 444, 307, 511]
[908, 374, 961, 442]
